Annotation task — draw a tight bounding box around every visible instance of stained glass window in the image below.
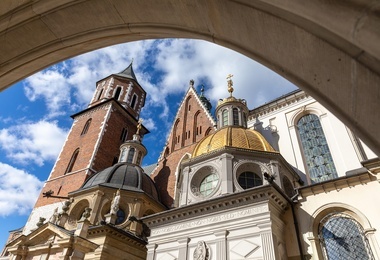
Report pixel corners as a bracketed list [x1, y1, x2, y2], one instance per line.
[319, 212, 374, 260]
[297, 114, 338, 183]
[238, 171, 262, 189]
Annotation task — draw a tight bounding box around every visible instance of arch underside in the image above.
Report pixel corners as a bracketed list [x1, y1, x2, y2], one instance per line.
[1, 0, 379, 155]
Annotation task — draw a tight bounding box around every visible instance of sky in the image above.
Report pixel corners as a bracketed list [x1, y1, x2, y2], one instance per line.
[0, 39, 297, 248]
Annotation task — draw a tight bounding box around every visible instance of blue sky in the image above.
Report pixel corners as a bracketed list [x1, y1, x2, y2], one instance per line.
[0, 39, 297, 248]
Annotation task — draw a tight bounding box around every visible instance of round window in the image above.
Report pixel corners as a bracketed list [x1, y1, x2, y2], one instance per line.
[190, 166, 219, 197]
[238, 171, 262, 189]
[199, 173, 219, 196]
[115, 209, 126, 225]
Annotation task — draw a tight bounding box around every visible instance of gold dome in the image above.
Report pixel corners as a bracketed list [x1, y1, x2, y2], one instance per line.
[192, 126, 277, 157]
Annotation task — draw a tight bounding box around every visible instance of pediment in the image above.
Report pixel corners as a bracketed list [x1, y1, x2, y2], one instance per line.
[7, 223, 71, 248]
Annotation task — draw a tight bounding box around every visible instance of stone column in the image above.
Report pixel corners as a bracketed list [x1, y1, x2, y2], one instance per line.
[220, 154, 234, 194]
[177, 237, 190, 260]
[146, 243, 157, 260]
[214, 230, 228, 260]
[261, 232, 276, 260]
[180, 166, 191, 206]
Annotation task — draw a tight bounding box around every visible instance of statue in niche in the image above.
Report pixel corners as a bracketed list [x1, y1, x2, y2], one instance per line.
[110, 189, 121, 215]
[194, 241, 209, 260]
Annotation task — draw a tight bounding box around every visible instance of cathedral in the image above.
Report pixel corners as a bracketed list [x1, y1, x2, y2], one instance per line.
[1, 64, 379, 260]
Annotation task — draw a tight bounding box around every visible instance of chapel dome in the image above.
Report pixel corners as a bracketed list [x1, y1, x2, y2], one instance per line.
[192, 126, 277, 157]
[80, 163, 159, 201]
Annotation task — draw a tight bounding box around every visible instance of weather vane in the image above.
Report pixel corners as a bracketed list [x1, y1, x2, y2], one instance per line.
[227, 74, 234, 96]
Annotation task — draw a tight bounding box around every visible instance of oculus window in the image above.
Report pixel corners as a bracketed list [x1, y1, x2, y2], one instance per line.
[191, 166, 219, 197]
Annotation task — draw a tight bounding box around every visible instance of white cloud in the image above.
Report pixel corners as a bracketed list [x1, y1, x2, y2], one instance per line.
[0, 120, 68, 166]
[24, 67, 71, 118]
[0, 162, 43, 216]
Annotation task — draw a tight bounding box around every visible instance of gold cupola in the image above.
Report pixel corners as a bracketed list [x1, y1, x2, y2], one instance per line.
[193, 75, 276, 158]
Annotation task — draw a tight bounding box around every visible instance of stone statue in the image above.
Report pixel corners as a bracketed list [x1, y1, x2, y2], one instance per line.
[193, 241, 208, 260]
[110, 190, 121, 215]
[36, 217, 46, 228]
[80, 207, 92, 221]
[49, 207, 59, 224]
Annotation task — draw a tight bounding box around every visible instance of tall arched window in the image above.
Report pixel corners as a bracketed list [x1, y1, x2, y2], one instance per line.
[65, 149, 79, 174]
[222, 109, 228, 126]
[297, 114, 337, 183]
[131, 94, 137, 109]
[81, 119, 92, 135]
[127, 148, 135, 163]
[114, 86, 122, 100]
[233, 108, 239, 125]
[319, 212, 374, 259]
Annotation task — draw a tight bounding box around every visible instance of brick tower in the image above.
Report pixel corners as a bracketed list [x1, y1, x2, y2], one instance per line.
[23, 63, 149, 234]
[150, 80, 216, 208]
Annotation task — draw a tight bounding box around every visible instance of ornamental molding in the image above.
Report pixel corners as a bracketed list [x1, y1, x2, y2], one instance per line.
[249, 90, 310, 119]
[150, 205, 268, 236]
[143, 185, 288, 228]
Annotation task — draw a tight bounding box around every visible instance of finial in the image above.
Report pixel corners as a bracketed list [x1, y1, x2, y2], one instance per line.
[136, 118, 143, 135]
[227, 74, 234, 97]
[200, 85, 205, 96]
[190, 79, 194, 86]
[131, 58, 134, 64]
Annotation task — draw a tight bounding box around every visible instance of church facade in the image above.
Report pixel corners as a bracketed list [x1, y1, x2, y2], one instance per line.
[2, 65, 379, 260]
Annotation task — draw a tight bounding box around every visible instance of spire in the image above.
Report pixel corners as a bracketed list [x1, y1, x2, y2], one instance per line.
[115, 62, 138, 83]
[198, 84, 212, 111]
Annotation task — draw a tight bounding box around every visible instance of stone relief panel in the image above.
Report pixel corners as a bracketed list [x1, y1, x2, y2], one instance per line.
[229, 237, 263, 260]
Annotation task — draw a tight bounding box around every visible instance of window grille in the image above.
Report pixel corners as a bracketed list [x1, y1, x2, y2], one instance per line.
[319, 212, 374, 260]
[238, 171, 262, 189]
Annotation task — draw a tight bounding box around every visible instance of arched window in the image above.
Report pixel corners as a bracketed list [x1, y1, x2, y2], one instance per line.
[222, 109, 228, 126]
[238, 171, 262, 189]
[114, 86, 122, 100]
[97, 88, 104, 101]
[282, 176, 295, 198]
[131, 94, 137, 109]
[115, 209, 126, 225]
[136, 151, 142, 165]
[81, 119, 91, 135]
[127, 148, 135, 163]
[297, 114, 338, 183]
[319, 212, 375, 259]
[233, 108, 239, 125]
[65, 149, 79, 174]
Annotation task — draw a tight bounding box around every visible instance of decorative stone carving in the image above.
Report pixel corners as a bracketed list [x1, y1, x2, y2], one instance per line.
[49, 207, 59, 224]
[193, 241, 209, 260]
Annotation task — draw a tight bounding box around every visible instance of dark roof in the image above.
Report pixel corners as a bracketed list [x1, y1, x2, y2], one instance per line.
[114, 63, 138, 83]
[80, 163, 160, 201]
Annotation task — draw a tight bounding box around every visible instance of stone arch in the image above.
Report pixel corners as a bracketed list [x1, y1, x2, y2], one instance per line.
[173, 152, 191, 207]
[1, 1, 380, 156]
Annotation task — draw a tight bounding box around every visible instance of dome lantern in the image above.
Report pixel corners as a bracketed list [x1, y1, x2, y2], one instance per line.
[215, 74, 249, 129]
[119, 119, 147, 165]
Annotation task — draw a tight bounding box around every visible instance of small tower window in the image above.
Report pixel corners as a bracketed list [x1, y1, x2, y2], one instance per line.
[127, 148, 135, 163]
[81, 119, 92, 135]
[222, 109, 228, 126]
[114, 87, 122, 100]
[131, 94, 138, 109]
[97, 89, 104, 101]
[233, 108, 239, 125]
[136, 151, 142, 165]
[120, 128, 128, 142]
[65, 149, 79, 174]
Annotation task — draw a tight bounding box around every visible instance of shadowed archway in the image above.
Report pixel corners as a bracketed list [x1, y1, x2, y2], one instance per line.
[0, 0, 379, 155]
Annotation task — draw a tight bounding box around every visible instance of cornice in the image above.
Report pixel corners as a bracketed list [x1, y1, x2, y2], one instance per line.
[298, 171, 377, 197]
[141, 185, 288, 227]
[249, 90, 311, 119]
